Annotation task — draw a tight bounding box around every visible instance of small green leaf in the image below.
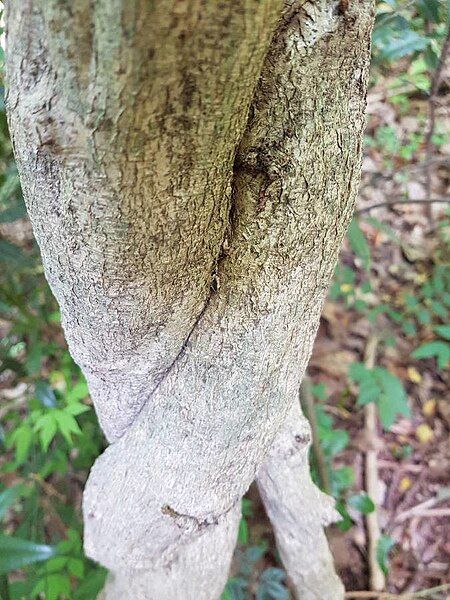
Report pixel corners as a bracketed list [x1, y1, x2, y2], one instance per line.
[377, 535, 395, 575]
[68, 558, 85, 578]
[435, 325, 450, 341]
[32, 574, 71, 600]
[238, 518, 248, 545]
[374, 368, 410, 429]
[34, 414, 58, 452]
[335, 501, 353, 532]
[348, 493, 375, 514]
[54, 410, 82, 445]
[9, 424, 33, 465]
[73, 568, 107, 600]
[65, 402, 90, 416]
[66, 380, 89, 403]
[412, 341, 450, 369]
[0, 535, 58, 574]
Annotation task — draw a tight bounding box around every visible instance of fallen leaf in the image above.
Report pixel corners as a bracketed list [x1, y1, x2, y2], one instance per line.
[407, 366, 422, 383]
[399, 477, 412, 493]
[415, 423, 434, 444]
[422, 399, 436, 417]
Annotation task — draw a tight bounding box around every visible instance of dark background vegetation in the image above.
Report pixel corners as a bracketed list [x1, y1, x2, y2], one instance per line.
[0, 1, 449, 598]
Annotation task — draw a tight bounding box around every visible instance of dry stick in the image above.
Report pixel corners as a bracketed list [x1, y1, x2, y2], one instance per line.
[300, 375, 332, 495]
[394, 494, 449, 523]
[345, 593, 396, 599]
[345, 583, 450, 599]
[363, 335, 385, 592]
[424, 26, 450, 220]
[356, 197, 450, 215]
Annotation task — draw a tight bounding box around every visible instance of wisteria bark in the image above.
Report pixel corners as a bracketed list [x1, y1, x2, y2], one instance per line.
[5, 0, 374, 598]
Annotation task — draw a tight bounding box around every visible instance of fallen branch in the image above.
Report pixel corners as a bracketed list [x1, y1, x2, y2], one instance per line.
[363, 335, 385, 592]
[395, 487, 450, 523]
[356, 197, 450, 215]
[345, 583, 450, 599]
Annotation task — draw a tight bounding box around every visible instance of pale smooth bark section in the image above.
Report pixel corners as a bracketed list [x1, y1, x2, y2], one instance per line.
[99, 504, 241, 600]
[257, 403, 344, 600]
[5, 0, 374, 597]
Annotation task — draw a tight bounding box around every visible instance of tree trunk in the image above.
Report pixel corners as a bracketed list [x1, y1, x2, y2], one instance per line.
[5, 0, 374, 598]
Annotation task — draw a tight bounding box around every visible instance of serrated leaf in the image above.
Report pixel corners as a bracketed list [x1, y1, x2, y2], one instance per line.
[66, 380, 89, 403]
[53, 410, 82, 444]
[412, 341, 450, 368]
[65, 402, 90, 416]
[374, 368, 410, 429]
[0, 535, 57, 574]
[435, 325, 450, 341]
[358, 376, 381, 406]
[348, 362, 369, 383]
[34, 414, 58, 451]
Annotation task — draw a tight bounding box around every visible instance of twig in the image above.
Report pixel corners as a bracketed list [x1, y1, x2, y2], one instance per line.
[405, 156, 450, 173]
[345, 583, 450, 599]
[395, 488, 450, 523]
[28, 473, 66, 502]
[363, 335, 385, 592]
[300, 375, 332, 495]
[356, 197, 450, 215]
[424, 26, 450, 219]
[412, 508, 450, 518]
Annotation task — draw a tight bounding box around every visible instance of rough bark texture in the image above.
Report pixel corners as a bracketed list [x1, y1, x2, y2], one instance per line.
[5, 0, 374, 598]
[257, 403, 344, 599]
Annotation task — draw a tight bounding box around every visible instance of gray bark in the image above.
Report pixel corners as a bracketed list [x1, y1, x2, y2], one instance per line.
[5, 0, 374, 598]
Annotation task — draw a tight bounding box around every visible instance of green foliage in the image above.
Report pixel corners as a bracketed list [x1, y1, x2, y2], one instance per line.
[256, 569, 289, 600]
[349, 363, 410, 429]
[372, 0, 448, 67]
[377, 534, 396, 575]
[347, 493, 376, 515]
[412, 340, 450, 368]
[0, 536, 58, 574]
